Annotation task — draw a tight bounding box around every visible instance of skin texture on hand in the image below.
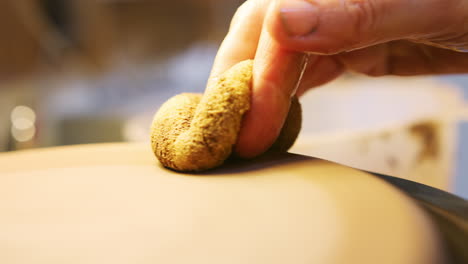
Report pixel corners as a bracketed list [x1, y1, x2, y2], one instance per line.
[211, 0, 468, 158]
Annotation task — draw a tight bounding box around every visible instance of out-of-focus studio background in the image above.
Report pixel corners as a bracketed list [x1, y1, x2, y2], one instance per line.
[0, 0, 467, 198]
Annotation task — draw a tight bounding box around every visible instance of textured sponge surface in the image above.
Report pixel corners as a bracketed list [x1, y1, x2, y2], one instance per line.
[151, 60, 301, 171]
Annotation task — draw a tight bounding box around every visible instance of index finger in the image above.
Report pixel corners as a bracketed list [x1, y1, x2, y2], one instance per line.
[208, 0, 268, 80]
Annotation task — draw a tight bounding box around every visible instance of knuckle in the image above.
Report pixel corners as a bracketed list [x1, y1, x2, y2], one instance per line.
[344, 0, 380, 42]
[310, 0, 382, 54]
[411, 0, 468, 50]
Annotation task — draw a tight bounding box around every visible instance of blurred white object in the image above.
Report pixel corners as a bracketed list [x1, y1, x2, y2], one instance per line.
[10, 105, 36, 142]
[292, 76, 464, 191]
[0, 82, 38, 151]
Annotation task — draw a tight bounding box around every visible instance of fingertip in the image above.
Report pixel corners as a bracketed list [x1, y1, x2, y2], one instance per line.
[266, 0, 331, 54]
[265, 0, 366, 55]
[266, 0, 300, 49]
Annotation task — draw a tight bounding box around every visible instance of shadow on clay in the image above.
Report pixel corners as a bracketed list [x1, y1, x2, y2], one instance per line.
[171, 152, 318, 176]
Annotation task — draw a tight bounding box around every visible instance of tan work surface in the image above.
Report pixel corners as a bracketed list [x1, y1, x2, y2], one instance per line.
[0, 143, 444, 264]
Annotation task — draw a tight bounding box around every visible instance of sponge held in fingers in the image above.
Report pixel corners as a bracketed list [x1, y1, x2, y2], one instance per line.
[150, 60, 302, 172]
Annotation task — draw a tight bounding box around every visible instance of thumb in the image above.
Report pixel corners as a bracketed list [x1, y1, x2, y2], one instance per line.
[267, 0, 465, 54]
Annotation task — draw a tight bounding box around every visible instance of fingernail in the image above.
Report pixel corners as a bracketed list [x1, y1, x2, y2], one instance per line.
[279, 0, 319, 36]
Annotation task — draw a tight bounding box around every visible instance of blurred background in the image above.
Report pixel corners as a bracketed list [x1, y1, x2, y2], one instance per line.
[0, 0, 467, 198]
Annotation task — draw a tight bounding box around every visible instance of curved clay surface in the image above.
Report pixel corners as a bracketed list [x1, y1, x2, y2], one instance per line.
[151, 60, 301, 171]
[0, 143, 445, 264]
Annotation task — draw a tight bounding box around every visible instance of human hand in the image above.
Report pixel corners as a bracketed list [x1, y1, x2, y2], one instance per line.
[209, 0, 468, 158]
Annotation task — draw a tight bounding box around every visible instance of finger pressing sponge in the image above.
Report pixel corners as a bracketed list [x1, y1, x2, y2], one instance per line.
[150, 60, 301, 171]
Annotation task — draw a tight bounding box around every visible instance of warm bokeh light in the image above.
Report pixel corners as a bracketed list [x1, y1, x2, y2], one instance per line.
[10, 105, 36, 142]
